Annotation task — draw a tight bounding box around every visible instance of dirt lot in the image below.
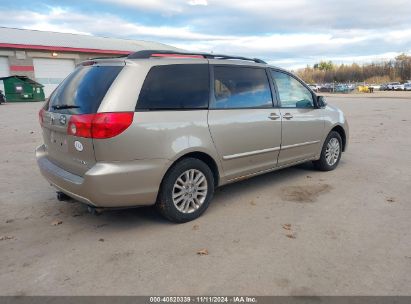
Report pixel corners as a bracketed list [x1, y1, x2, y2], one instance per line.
[1, 92, 411, 295]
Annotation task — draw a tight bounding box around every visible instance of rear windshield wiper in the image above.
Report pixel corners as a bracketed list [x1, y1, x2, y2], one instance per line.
[52, 105, 80, 110]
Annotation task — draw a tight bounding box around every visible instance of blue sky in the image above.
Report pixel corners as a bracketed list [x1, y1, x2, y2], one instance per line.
[1, 0, 411, 69]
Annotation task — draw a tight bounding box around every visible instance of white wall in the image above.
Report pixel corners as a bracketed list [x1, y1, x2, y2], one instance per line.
[0, 57, 10, 94]
[33, 58, 75, 97]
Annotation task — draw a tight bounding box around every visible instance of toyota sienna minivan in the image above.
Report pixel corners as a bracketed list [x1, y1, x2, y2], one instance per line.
[36, 50, 349, 222]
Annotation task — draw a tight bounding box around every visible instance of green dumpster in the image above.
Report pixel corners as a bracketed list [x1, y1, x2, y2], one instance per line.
[0, 76, 45, 102]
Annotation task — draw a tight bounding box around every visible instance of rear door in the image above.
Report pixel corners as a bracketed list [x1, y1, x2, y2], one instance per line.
[270, 69, 324, 166]
[208, 65, 282, 180]
[40, 64, 123, 176]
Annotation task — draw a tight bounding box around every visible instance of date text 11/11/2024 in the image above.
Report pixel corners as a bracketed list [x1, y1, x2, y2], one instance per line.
[149, 296, 257, 303]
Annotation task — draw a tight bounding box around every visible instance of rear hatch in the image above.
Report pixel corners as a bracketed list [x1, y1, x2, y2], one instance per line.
[39, 63, 124, 176]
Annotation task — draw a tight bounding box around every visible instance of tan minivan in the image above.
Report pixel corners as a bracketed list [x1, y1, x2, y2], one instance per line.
[36, 50, 349, 222]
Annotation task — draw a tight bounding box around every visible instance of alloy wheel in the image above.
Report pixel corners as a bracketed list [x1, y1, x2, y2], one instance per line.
[325, 137, 340, 166]
[172, 169, 208, 214]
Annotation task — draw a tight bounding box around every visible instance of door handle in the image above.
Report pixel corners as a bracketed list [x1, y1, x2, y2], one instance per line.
[283, 113, 293, 119]
[268, 113, 281, 120]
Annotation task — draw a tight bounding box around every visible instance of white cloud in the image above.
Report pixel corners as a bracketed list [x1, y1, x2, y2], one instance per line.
[16, 7, 91, 35]
[96, 0, 411, 31]
[98, 0, 185, 13]
[187, 0, 208, 5]
[22, 22, 90, 35]
[1, 8, 224, 40]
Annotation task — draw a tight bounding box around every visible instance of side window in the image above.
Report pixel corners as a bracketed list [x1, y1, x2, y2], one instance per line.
[271, 70, 314, 108]
[136, 64, 209, 110]
[212, 66, 273, 109]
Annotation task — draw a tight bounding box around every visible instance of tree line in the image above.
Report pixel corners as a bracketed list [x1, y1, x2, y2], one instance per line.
[296, 54, 411, 84]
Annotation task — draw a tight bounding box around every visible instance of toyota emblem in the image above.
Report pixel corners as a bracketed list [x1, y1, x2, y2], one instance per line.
[59, 115, 67, 126]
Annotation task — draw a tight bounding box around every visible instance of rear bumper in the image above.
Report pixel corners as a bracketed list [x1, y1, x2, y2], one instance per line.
[36, 144, 170, 208]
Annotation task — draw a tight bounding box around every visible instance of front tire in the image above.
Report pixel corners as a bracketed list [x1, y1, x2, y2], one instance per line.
[313, 131, 342, 171]
[156, 158, 215, 223]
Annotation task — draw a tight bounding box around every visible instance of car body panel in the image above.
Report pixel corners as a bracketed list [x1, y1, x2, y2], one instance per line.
[93, 110, 223, 183]
[321, 104, 349, 151]
[277, 108, 324, 165]
[208, 108, 282, 180]
[36, 144, 171, 207]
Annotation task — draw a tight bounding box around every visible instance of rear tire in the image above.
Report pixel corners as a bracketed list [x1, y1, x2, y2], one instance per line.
[156, 158, 214, 223]
[313, 131, 342, 171]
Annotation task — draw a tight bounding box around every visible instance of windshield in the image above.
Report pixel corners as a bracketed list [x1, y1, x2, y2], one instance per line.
[47, 65, 123, 114]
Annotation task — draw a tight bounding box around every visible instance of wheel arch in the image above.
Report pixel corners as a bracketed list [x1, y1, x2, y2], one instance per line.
[331, 125, 347, 151]
[165, 151, 221, 188]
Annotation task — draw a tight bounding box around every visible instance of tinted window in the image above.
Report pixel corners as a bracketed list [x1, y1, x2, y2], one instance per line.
[212, 66, 272, 109]
[48, 65, 123, 114]
[136, 64, 209, 110]
[271, 70, 314, 108]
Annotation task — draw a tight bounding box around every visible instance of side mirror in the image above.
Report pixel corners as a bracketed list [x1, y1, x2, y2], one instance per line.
[317, 96, 327, 108]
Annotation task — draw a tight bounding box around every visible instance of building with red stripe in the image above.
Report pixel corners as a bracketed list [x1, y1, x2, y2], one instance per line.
[0, 27, 180, 96]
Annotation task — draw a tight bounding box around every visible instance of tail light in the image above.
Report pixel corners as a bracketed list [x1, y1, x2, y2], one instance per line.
[92, 112, 134, 139]
[38, 108, 45, 126]
[67, 112, 134, 139]
[67, 114, 94, 138]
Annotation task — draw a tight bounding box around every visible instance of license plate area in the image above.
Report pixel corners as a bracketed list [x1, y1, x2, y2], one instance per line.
[50, 131, 68, 153]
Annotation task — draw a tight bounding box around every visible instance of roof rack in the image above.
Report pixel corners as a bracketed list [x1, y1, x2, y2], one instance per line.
[90, 55, 128, 60]
[127, 50, 267, 64]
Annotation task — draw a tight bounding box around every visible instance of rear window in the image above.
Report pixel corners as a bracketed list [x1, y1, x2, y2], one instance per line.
[136, 64, 209, 110]
[47, 65, 123, 114]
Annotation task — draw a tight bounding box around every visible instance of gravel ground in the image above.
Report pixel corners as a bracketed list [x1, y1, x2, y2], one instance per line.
[0, 92, 410, 296]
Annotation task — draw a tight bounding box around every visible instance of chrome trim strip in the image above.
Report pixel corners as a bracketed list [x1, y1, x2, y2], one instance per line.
[223, 146, 280, 160]
[281, 140, 320, 150]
